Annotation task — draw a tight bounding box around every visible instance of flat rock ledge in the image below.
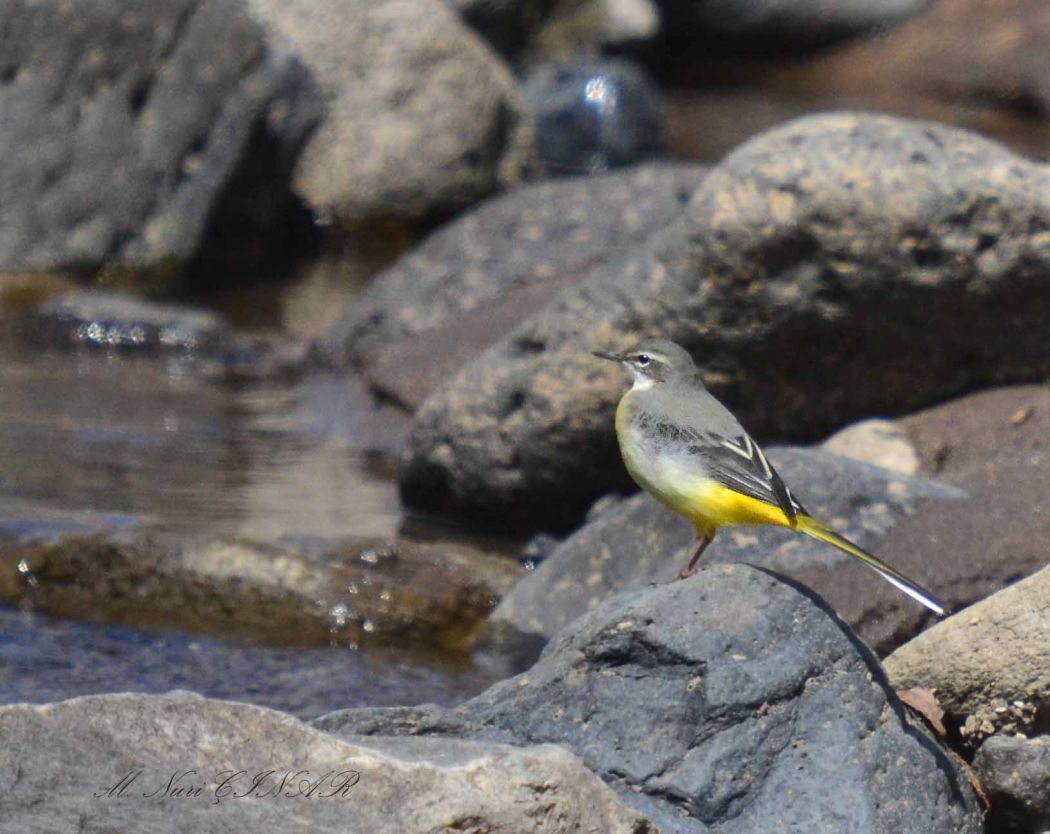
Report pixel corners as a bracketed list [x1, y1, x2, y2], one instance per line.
[0, 691, 649, 834]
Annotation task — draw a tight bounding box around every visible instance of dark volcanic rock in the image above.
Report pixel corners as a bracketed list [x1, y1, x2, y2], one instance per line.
[974, 735, 1050, 834]
[317, 567, 983, 833]
[491, 446, 963, 654]
[319, 163, 706, 408]
[0, 0, 320, 278]
[401, 112, 1050, 529]
[521, 60, 666, 176]
[0, 692, 649, 833]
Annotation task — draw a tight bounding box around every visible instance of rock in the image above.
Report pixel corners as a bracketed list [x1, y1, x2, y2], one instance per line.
[18, 289, 228, 354]
[821, 419, 920, 475]
[666, 0, 1050, 163]
[0, 0, 320, 280]
[14, 288, 308, 380]
[0, 520, 521, 650]
[318, 567, 983, 832]
[881, 385, 1050, 619]
[884, 563, 1049, 739]
[0, 692, 650, 833]
[491, 446, 963, 653]
[319, 162, 707, 408]
[448, 0, 567, 60]
[521, 59, 666, 176]
[450, 0, 660, 64]
[974, 735, 1050, 834]
[656, 0, 930, 48]
[401, 112, 1050, 529]
[247, 0, 524, 233]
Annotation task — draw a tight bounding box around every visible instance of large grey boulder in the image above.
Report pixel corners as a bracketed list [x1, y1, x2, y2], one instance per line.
[0, 0, 320, 278]
[317, 566, 983, 833]
[401, 112, 1050, 529]
[0, 0, 523, 281]
[247, 0, 523, 233]
[491, 446, 962, 653]
[0, 692, 650, 833]
[319, 162, 707, 407]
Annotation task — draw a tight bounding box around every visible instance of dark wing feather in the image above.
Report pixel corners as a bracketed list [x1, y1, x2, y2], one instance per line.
[648, 419, 804, 524]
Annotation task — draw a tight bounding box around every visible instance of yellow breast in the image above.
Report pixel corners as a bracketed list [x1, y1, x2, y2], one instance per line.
[614, 391, 793, 534]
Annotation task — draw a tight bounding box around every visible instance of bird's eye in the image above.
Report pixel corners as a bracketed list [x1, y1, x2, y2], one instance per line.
[635, 354, 651, 367]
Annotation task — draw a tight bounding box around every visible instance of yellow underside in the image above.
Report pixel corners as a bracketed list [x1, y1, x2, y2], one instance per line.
[616, 391, 793, 536]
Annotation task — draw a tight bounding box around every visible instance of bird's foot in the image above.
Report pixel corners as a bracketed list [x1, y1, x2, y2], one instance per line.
[678, 566, 697, 580]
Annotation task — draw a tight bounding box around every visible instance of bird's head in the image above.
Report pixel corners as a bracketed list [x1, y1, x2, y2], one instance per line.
[592, 339, 696, 390]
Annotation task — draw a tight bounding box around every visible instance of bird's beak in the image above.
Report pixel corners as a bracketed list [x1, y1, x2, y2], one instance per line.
[592, 349, 622, 362]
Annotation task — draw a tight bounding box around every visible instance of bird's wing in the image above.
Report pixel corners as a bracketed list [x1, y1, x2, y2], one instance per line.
[648, 418, 805, 524]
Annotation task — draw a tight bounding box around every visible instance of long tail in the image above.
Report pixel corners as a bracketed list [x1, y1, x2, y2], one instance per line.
[795, 515, 947, 616]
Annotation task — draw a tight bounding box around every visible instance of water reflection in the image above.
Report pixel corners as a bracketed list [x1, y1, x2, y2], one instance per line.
[0, 346, 404, 540]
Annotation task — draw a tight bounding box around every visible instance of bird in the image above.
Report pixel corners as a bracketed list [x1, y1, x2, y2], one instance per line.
[594, 338, 947, 615]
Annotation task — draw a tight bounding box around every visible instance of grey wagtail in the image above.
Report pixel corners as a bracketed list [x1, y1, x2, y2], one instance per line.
[594, 338, 946, 615]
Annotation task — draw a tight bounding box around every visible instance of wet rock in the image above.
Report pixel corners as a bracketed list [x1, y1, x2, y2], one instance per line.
[521, 59, 666, 176]
[974, 735, 1050, 834]
[0, 521, 521, 650]
[657, 0, 929, 49]
[401, 112, 1050, 529]
[0, 0, 320, 280]
[884, 563, 1049, 740]
[319, 162, 706, 407]
[13, 288, 308, 380]
[248, 0, 524, 233]
[0, 692, 650, 833]
[491, 446, 962, 653]
[667, 0, 1050, 162]
[821, 418, 920, 475]
[318, 567, 983, 833]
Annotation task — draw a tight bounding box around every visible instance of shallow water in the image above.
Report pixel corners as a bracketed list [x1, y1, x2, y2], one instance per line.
[0, 338, 513, 711]
[0, 345, 404, 541]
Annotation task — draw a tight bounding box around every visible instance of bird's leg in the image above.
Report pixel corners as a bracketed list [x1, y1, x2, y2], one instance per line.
[679, 532, 714, 580]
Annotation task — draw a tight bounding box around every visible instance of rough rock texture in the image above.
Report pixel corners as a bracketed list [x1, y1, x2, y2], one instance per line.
[401, 113, 1050, 529]
[320, 163, 707, 408]
[491, 446, 962, 653]
[317, 567, 983, 833]
[0, 0, 320, 278]
[884, 563, 1049, 730]
[975, 735, 1050, 834]
[0, 521, 520, 649]
[247, 0, 523, 232]
[0, 692, 650, 833]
